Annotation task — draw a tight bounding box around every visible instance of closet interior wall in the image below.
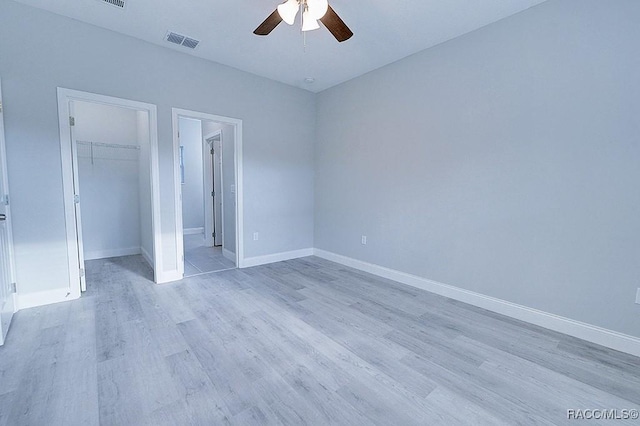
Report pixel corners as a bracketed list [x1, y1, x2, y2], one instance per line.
[74, 101, 151, 263]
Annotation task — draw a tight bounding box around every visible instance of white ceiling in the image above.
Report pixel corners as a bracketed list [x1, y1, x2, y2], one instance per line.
[13, 0, 548, 92]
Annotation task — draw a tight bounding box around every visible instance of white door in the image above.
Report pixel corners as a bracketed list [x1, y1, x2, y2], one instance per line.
[213, 138, 223, 246]
[0, 78, 17, 346]
[69, 102, 86, 291]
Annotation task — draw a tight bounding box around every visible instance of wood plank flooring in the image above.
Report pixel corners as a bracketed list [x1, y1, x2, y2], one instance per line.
[183, 234, 236, 277]
[1, 255, 639, 425]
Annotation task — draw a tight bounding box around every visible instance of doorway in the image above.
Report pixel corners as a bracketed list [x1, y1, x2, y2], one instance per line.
[172, 109, 243, 277]
[57, 89, 162, 296]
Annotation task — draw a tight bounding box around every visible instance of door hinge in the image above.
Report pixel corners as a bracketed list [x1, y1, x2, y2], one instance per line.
[69, 116, 75, 126]
[79, 268, 85, 278]
[11, 283, 16, 293]
[74, 194, 80, 204]
[212, 231, 216, 239]
[211, 191, 215, 197]
[0, 103, 3, 114]
[1, 194, 8, 206]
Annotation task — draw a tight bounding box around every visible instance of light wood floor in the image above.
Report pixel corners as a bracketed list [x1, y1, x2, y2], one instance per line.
[1, 255, 639, 425]
[183, 234, 235, 277]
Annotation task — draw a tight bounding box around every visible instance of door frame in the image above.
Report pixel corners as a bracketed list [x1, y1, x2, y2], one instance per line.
[0, 78, 16, 288]
[67, 101, 86, 292]
[0, 77, 17, 346]
[171, 108, 244, 273]
[57, 88, 162, 297]
[203, 130, 223, 248]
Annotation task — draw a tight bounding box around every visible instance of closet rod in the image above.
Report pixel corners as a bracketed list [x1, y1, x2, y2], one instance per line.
[76, 140, 140, 150]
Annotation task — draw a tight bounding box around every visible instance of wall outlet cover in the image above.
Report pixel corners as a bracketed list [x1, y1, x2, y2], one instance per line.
[361, 235, 367, 245]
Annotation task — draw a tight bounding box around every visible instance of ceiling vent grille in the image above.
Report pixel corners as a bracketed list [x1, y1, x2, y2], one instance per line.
[165, 32, 200, 49]
[166, 32, 185, 45]
[101, 0, 125, 8]
[182, 38, 200, 49]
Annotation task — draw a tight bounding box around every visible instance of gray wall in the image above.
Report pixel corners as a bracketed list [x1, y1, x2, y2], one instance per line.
[74, 101, 141, 260]
[179, 117, 204, 231]
[137, 111, 153, 264]
[315, 0, 640, 337]
[221, 124, 236, 255]
[0, 0, 315, 295]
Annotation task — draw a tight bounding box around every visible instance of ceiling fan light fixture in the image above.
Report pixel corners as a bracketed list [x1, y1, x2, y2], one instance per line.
[277, 0, 299, 25]
[254, 0, 352, 42]
[306, 0, 328, 20]
[301, 9, 320, 31]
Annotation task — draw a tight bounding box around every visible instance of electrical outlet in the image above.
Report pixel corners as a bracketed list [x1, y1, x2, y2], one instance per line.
[636, 288, 640, 305]
[253, 232, 259, 241]
[361, 235, 367, 245]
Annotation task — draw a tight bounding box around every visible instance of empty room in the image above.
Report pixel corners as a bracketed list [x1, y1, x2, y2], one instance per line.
[0, 0, 639, 425]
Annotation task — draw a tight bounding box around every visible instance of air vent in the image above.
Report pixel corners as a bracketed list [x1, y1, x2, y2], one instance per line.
[182, 38, 200, 49]
[166, 32, 185, 45]
[101, 0, 125, 8]
[165, 32, 200, 49]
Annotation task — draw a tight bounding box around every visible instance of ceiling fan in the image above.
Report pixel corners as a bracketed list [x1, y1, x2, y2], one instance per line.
[254, 0, 353, 42]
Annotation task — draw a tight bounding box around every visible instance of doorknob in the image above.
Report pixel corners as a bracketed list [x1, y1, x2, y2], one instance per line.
[0, 214, 5, 221]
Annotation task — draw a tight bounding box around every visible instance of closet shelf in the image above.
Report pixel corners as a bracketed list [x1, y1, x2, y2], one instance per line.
[77, 140, 140, 164]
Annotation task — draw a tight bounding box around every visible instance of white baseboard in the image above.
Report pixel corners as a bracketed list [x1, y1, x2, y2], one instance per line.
[156, 269, 183, 284]
[183, 227, 204, 235]
[242, 248, 314, 268]
[222, 248, 236, 263]
[84, 247, 141, 261]
[313, 249, 640, 357]
[16, 287, 78, 311]
[141, 246, 153, 269]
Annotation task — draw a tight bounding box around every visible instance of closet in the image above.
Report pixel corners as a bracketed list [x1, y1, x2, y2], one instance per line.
[73, 101, 153, 267]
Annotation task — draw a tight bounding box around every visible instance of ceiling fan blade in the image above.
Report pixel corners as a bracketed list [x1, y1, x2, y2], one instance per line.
[320, 5, 353, 42]
[254, 9, 283, 36]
